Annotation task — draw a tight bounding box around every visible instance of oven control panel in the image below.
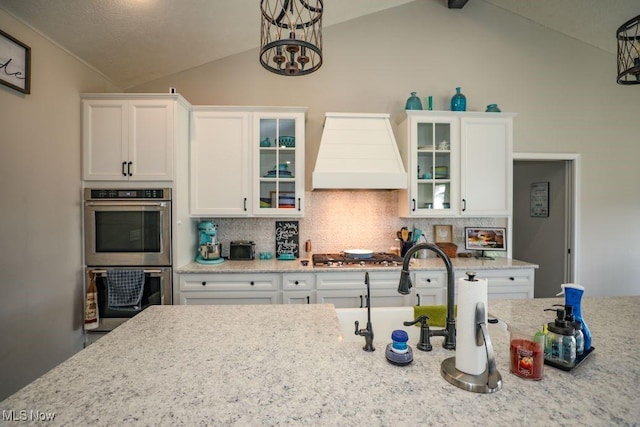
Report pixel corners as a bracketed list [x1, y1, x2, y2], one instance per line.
[86, 188, 171, 200]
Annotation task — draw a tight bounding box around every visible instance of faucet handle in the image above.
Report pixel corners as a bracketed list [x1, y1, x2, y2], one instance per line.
[404, 315, 433, 351]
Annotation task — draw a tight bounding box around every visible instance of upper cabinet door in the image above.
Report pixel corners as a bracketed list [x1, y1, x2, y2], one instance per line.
[82, 100, 128, 180]
[252, 110, 306, 217]
[128, 100, 174, 181]
[82, 96, 177, 181]
[460, 116, 513, 216]
[190, 110, 251, 217]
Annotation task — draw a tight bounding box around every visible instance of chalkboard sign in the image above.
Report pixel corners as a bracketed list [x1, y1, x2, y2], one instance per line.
[275, 221, 299, 258]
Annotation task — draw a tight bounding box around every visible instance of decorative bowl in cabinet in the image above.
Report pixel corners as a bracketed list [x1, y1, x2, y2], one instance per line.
[278, 136, 295, 147]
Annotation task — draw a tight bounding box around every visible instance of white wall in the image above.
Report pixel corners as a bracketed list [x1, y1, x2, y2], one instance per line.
[131, 1, 640, 297]
[0, 10, 118, 400]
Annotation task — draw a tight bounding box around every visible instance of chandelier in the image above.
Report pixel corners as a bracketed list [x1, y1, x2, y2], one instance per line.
[260, 0, 323, 76]
[616, 14, 640, 85]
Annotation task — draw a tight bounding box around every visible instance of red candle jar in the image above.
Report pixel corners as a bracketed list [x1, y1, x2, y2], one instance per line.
[510, 329, 544, 380]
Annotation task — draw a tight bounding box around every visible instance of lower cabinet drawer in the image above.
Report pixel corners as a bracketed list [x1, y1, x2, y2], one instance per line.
[179, 291, 280, 305]
[180, 273, 280, 291]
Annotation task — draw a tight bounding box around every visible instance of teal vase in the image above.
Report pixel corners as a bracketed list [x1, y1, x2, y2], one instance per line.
[450, 87, 466, 111]
[405, 92, 423, 110]
[485, 104, 501, 112]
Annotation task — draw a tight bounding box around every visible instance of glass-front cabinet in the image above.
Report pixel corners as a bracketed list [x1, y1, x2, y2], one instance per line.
[399, 112, 459, 217]
[253, 109, 306, 216]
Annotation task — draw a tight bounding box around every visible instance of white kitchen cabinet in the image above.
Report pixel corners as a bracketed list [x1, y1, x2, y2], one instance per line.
[315, 271, 411, 308]
[454, 269, 534, 300]
[412, 271, 447, 306]
[398, 111, 516, 217]
[82, 94, 187, 181]
[252, 110, 306, 216]
[179, 273, 281, 304]
[282, 273, 315, 304]
[190, 106, 306, 217]
[190, 109, 251, 216]
[460, 116, 514, 216]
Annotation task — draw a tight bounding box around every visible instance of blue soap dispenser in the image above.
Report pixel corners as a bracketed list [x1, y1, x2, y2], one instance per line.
[557, 284, 592, 351]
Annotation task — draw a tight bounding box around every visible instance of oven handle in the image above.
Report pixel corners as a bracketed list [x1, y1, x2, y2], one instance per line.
[85, 201, 168, 208]
[89, 269, 164, 277]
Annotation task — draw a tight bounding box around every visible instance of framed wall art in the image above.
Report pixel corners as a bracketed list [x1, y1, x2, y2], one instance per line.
[530, 181, 549, 217]
[0, 28, 31, 94]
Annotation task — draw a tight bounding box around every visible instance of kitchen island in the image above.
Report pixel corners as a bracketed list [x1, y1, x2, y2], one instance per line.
[2, 297, 638, 425]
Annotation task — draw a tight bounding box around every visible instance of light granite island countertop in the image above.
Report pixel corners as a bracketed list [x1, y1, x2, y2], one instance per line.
[2, 297, 638, 426]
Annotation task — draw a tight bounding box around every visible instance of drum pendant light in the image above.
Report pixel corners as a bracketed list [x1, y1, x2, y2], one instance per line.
[260, 0, 323, 76]
[616, 15, 640, 85]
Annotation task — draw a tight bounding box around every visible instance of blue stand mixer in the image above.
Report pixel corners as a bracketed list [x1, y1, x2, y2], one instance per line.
[196, 221, 224, 265]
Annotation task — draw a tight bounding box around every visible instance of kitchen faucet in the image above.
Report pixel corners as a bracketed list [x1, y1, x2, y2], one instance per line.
[355, 272, 375, 351]
[398, 243, 456, 350]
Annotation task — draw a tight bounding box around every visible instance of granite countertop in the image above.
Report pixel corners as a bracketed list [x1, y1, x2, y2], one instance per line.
[177, 257, 538, 274]
[2, 297, 638, 425]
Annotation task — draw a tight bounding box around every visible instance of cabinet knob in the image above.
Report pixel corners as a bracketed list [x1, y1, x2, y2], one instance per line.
[201, 281, 206, 286]
[294, 280, 299, 285]
[250, 281, 255, 286]
[426, 278, 431, 283]
[509, 277, 515, 281]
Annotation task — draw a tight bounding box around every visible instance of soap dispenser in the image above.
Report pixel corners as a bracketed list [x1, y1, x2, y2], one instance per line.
[557, 283, 592, 350]
[544, 308, 576, 367]
[561, 304, 585, 357]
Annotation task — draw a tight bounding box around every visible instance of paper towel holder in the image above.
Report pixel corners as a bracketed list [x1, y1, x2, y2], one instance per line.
[441, 301, 503, 393]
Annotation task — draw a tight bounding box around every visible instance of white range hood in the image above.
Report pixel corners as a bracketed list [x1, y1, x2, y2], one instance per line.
[312, 112, 407, 190]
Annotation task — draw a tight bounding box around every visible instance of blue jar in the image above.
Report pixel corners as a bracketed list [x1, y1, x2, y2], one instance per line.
[405, 92, 423, 110]
[391, 330, 409, 353]
[450, 87, 466, 111]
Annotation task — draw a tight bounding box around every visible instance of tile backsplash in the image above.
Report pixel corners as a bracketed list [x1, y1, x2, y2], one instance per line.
[200, 191, 499, 258]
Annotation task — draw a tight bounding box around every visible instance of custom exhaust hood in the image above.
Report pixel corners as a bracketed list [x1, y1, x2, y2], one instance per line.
[312, 112, 407, 190]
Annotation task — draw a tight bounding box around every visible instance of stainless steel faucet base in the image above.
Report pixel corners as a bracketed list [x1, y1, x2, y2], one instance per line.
[440, 357, 502, 394]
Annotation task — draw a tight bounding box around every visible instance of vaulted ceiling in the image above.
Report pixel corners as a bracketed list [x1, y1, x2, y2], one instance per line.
[0, 0, 637, 89]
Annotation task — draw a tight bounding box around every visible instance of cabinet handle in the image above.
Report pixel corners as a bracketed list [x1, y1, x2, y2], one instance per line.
[416, 293, 421, 306]
[250, 281, 255, 286]
[243, 198, 247, 211]
[297, 198, 301, 211]
[127, 161, 132, 176]
[201, 281, 206, 286]
[122, 161, 127, 177]
[462, 198, 467, 211]
[359, 295, 363, 308]
[306, 296, 310, 304]
[412, 198, 416, 212]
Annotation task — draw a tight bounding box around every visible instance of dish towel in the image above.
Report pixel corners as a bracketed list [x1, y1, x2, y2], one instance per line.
[107, 269, 145, 310]
[414, 305, 458, 328]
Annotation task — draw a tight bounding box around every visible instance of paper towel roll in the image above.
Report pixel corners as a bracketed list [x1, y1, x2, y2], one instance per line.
[455, 275, 488, 376]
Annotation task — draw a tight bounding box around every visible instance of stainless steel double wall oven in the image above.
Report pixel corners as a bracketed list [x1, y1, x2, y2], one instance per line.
[84, 188, 172, 331]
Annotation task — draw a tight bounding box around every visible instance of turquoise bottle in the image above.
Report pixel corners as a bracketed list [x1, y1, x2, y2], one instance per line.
[405, 92, 423, 110]
[450, 87, 466, 111]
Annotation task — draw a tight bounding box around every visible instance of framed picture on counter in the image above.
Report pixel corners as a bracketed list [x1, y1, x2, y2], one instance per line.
[434, 225, 453, 243]
[0, 29, 31, 94]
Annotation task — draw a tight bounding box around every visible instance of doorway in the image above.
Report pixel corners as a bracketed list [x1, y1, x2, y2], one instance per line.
[512, 153, 579, 298]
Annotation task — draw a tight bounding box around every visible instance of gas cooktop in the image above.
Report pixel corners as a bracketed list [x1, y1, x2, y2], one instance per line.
[312, 252, 404, 267]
